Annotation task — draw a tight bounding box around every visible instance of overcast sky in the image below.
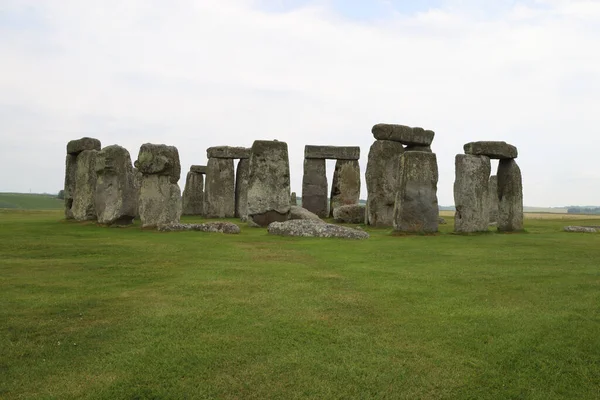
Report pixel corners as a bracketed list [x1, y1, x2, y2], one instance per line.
[1, 0, 599, 206]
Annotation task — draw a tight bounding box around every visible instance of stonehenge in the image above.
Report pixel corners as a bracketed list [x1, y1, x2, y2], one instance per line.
[235, 159, 250, 219]
[182, 165, 206, 216]
[64, 137, 101, 220]
[453, 141, 523, 233]
[247, 140, 291, 226]
[301, 145, 361, 218]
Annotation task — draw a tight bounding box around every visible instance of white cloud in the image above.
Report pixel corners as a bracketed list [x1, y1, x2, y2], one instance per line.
[0, 0, 599, 206]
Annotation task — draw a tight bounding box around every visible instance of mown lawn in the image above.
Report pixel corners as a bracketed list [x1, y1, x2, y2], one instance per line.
[1, 210, 599, 399]
[0, 193, 63, 210]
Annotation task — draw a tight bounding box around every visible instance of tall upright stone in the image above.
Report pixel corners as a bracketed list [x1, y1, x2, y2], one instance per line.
[453, 154, 491, 233]
[71, 150, 99, 221]
[497, 159, 523, 232]
[94, 145, 137, 226]
[365, 140, 404, 227]
[235, 159, 250, 219]
[134, 143, 182, 228]
[488, 175, 499, 223]
[182, 166, 205, 216]
[247, 140, 291, 226]
[204, 158, 235, 218]
[64, 155, 77, 220]
[132, 167, 142, 219]
[65, 137, 101, 220]
[393, 152, 439, 233]
[329, 160, 361, 217]
[302, 159, 328, 218]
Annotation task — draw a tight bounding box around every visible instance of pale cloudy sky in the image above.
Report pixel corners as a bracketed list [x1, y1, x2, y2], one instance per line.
[1, 0, 599, 206]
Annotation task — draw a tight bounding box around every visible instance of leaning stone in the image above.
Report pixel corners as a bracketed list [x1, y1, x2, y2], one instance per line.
[94, 145, 137, 226]
[182, 170, 205, 216]
[488, 175, 499, 223]
[67, 137, 101, 155]
[365, 140, 404, 227]
[71, 150, 98, 221]
[289, 205, 323, 222]
[207, 146, 251, 159]
[134, 143, 181, 183]
[454, 154, 491, 233]
[405, 145, 432, 152]
[333, 204, 365, 224]
[564, 226, 598, 233]
[302, 158, 328, 218]
[268, 219, 369, 239]
[330, 160, 360, 217]
[138, 175, 182, 228]
[393, 152, 439, 233]
[190, 165, 207, 174]
[464, 141, 518, 159]
[304, 145, 360, 160]
[204, 158, 235, 218]
[247, 140, 291, 226]
[64, 154, 77, 219]
[235, 159, 250, 218]
[372, 124, 434, 146]
[157, 222, 240, 234]
[497, 159, 524, 232]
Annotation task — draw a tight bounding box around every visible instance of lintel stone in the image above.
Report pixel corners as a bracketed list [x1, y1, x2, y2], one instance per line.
[372, 124, 434, 146]
[464, 141, 518, 159]
[304, 145, 360, 160]
[207, 146, 251, 159]
[190, 165, 207, 174]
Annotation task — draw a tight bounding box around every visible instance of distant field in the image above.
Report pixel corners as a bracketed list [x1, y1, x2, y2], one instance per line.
[439, 210, 600, 220]
[0, 192, 63, 210]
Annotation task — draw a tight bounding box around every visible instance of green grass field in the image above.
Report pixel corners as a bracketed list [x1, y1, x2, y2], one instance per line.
[1, 210, 599, 399]
[0, 193, 63, 210]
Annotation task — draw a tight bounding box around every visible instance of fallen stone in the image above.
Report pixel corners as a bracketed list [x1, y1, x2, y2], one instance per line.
[182, 169, 205, 216]
[372, 124, 434, 146]
[190, 165, 207, 174]
[304, 145, 360, 160]
[134, 143, 181, 183]
[204, 158, 235, 218]
[563, 226, 598, 233]
[138, 175, 182, 228]
[329, 159, 361, 217]
[289, 205, 324, 222]
[247, 140, 291, 226]
[333, 204, 365, 224]
[71, 150, 98, 221]
[157, 222, 240, 234]
[302, 158, 328, 218]
[454, 154, 491, 233]
[235, 158, 250, 219]
[207, 146, 251, 159]
[438, 217, 447, 225]
[365, 140, 404, 227]
[268, 219, 369, 239]
[497, 159, 524, 232]
[67, 137, 101, 155]
[464, 141, 518, 159]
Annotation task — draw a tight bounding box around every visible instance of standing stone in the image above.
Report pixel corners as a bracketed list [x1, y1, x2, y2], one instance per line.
[302, 158, 328, 218]
[182, 168, 205, 216]
[488, 175, 499, 223]
[497, 159, 524, 232]
[132, 168, 142, 219]
[94, 145, 137, 226]
[204, 158, 235, 218]
[290, 192, 297, 206]
[235, 159, 250, 219]
[134, 144, 182, 228]
[71, 150, 98, 221]
[329, 160, 360, 218]
[64, 154, 77, 219]
[247, 140, 291, 226]
[393, 152, 439, 233]
[453, 154, 491, 233]
[365, 140, 404, 227]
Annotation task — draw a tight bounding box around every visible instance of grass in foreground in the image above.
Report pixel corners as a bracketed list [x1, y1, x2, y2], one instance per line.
[1, 210, 599, 399]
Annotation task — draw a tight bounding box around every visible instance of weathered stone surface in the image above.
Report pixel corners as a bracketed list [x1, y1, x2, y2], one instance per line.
[329, 160, 360, 217]
[67, 137, 101, 155]
[247, 140, 291, 226]
[207, 146, 251, 159]
[454, 154, 491, 233]
[204, 158, 235, 218]
[405, 145, 432, 153]
[71, 150, 98, 221]
[182, 170, 205, 216]
[564, 226, 598, 233]
[268, 219, 369, 239]
[138, 175, 182, 228]
[132, 168, 142, 219]
[64, 154, 77, 219]
[235, 159, 250, 218]
[157, 222, 240, 234]
[393, 152, 439, 233]
[289, 205, 323, 222]
[372, 124, 434, 146]
[464, 141, 518, 159]
[302, 158, 328, 218]
[190, 165, 207, 174]
[94, 145, 136, 226]
[488, 175, 499, 223]
[304, 145, 360, 160]
[134, 143, 181, 183]
[438, 217, 447, 225]
[333, 204, 365, 224]
[497, 159, 523, 232]
[290, 192, 297, 205]
[365, 140, 404, 227]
